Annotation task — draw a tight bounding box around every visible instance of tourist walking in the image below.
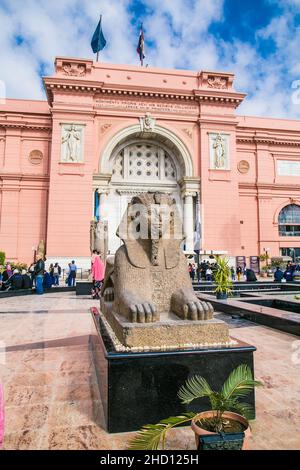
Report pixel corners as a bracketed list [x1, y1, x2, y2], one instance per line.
[35, 257, 45, 294]
[236, 266, 242, 281]
[206, 267, 212, 282]
[91, 253, 105, 299]
[49, 264, 55, 285]
[231, 266, 236, 281]
[69, 260, 77, 287]
[53, 262, 61, 286]
[188, 263, 195, 280]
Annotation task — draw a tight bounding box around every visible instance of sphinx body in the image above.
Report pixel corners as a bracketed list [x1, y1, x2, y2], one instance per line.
[101, 192, 213, 323]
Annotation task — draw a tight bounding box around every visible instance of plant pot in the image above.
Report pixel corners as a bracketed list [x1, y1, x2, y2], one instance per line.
[216, 292, 228, 300]
[191, 411, 251, 451]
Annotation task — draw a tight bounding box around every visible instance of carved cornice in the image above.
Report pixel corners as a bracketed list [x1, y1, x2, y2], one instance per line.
[237, 136, 300, 147]
[179, 176, 201, 197]
[239, 182, 300, 191]
[116, 188, 174, 196]
[0, 122, 51, 131]
[44, 78, 245, 108]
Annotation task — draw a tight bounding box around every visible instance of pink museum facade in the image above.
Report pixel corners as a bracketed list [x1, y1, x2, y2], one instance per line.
[1, 56, 300, 268]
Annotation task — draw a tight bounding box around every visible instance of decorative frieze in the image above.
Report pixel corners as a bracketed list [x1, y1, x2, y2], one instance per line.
[55, 57, 93, 77]
[62, 62, 86, 77]
[201, 71, 234, 90]
[207, 76, 228, 89]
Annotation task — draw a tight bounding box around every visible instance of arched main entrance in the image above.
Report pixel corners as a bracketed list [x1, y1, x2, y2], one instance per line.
[93, 124, 199, 254]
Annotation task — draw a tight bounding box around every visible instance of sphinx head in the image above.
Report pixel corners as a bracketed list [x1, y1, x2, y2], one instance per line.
[117, 192, 183, 241]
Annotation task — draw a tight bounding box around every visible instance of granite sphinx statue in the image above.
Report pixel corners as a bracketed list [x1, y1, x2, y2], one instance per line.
[101, 192, 213, 323]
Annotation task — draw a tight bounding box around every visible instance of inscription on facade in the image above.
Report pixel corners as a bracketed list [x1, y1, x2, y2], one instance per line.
[95, 98, 198, 115]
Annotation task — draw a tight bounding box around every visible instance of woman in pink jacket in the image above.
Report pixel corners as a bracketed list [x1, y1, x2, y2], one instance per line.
[91, 253, 105, 299]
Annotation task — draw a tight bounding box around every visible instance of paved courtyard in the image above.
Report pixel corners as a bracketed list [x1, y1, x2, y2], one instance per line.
[0, 291, 299, 450]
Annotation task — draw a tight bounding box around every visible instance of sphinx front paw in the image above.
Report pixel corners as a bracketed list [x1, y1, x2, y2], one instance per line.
[181, 300, 214, 321]
[172, 289, 214, 320]
[129, 302, 158, 323]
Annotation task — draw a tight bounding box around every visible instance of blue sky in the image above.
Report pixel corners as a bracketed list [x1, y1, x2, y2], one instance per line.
[1, 0, 300, 118]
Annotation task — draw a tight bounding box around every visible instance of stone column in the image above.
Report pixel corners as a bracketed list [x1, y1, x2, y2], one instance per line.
[98, 189, 109, 220]
[183, 192, 195, 252]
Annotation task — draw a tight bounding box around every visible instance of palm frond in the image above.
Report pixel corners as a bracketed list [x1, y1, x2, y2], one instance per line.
[178, 375, 213, 404]
[128, 423, 165, 450]
[128, 413, 195, 450]
[221, 364, 262, 400]
[229, 401, 255, 421]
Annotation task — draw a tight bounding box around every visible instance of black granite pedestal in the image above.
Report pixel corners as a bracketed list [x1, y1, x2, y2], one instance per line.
[90, 309, 257, 433]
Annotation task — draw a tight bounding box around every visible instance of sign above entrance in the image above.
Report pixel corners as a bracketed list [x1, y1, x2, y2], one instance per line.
[95, 97, 199, 115]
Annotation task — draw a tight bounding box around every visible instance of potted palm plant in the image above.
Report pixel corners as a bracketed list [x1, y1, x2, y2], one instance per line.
[214, 255, 233, 300]
[129, 364, 262, 451]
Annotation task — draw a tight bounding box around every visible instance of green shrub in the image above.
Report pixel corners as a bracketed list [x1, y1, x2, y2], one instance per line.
[0, 251, 5, 267]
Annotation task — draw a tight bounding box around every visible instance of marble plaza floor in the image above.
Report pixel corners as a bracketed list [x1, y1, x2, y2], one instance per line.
[0, 292, 299, 450]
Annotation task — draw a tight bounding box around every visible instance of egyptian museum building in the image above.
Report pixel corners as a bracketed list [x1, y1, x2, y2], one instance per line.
[1, 55, 300, 269]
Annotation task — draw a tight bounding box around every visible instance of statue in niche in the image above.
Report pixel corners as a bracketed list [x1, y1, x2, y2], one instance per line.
[101, 192, 213, 323]
[213, 133, 226, 169]
[61, 124, 82, 162]
[90, 220, 108, 259]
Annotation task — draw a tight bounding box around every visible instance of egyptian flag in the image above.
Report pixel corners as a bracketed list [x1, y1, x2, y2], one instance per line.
[136, 24, 145, 65]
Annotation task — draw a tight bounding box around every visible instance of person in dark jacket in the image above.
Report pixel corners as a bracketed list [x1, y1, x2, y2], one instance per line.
[274, 267, 284, 282]
[1, 269, 11, 290]
[245, 268, 257, 282]
[28, 263, 36, 287]
[43, 271, 53, 289]
[6, 269, 23, 290]
[22, 269, 32, 289]
[284, 269, 293, 282]
[35, 257, 45, 294]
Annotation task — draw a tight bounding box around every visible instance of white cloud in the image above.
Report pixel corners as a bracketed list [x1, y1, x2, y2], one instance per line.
[1, 0, 300, 118]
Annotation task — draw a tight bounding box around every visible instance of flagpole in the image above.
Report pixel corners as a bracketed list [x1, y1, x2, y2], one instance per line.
[96, 14, 102, 62]
[140, 22, 143, 66]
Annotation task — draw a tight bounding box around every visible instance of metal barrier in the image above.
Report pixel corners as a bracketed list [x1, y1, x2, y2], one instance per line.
[61, 268, 91, 281]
